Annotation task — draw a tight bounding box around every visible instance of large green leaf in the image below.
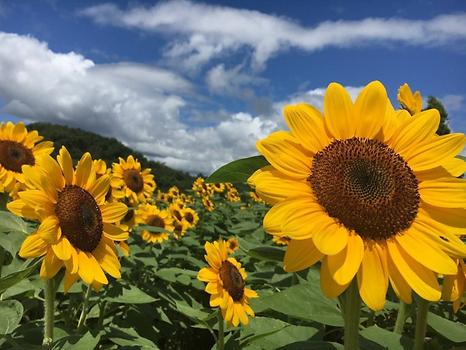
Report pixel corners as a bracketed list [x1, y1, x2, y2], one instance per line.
[206, 156, 269, 183]
[0, 212, 33, 256]
[248, 246, 285, 262]
[360, 325, 413, 349]
[251, 283, 343, 326]
[0, 300, 24, 335]
[0, 258, 42, 293]
[427, 312, 466, 343]
[105, 284, 157, 304]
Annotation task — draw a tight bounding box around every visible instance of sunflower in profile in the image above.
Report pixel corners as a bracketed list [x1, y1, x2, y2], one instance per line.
[249, 81, 466, 311]
[398, 83, 423, 115]
[197, 240, 257, 326]
[0, 122, 54, 195]
[136, 204, 174, 244]
[8, 146, 129, 292]
[111, 155, 156, 205]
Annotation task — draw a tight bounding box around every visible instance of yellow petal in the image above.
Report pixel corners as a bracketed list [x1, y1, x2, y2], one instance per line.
[256, 131, 312, 179]
[327, 234, 364, 285]
[390, 109, 440, 155]
[7, 199, 39, 221]
[354, 81, 387, 139]
[88, 253, 108, 285]
[312, 224, 349, 255]
[19, 234, 47, 258]
[64, 270, 79, 294]
[101, 202, 128, 223]
[284, 103, 329, 153]
[387, 254, 413, 304]
[103, 223, 129, 241]
[93, 239, 121, 279]
[419, 178, 466, 208]
[198, 267, 218, 282]
[37, 216, 61, 244]
[75, 153, 92, 188]
[51, 237, 72, 261]
[40, 248, 63, 279]
[387, 240, 441, 301]
[324, 82, 355, 140]
[320, 257, 349, 298]
[38, 154, 65, 191]
[357, 245, 388, 311]
[405, 134, 466, 172]
[77, 250, 95, 284]
[57, 146, 74, 185]
[419, 204, 466, 235]
[283, 238, 322, 272]
[88, 175, 110, 204]
[396, 231, 458, 274]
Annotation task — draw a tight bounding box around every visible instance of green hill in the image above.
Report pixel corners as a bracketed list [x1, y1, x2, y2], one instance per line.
[27, 122, 194, 190]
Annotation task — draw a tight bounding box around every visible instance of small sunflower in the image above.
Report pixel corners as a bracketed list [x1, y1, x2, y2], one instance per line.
[272, 235, 291, 246]
[225, 189, 241, 202]
[136, 203, 174, 244]
[226, 237, 240, 253]
[202, 196, 215, 212]
[182, 207, 199, 228]
[197, 240, 257, 326]
[398, 83, 423, 115]
[111, 155, 156, 205]
[8, 146, 129, 292]
[442, 259, 465, 313]
[157, 190, 169, 203]
[168, 203, 184, 223]
[212, 183, 225, 193]
[249, 81, 466, 310]
[193, 177, 214, 197]
[168, 186, 180, 198]
[0, 122, 54, 195]
[173, 220, 190, 240]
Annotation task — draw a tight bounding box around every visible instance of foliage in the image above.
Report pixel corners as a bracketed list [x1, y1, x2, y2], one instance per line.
[425, 96, 451, 135]
[27, 122, 194, 190]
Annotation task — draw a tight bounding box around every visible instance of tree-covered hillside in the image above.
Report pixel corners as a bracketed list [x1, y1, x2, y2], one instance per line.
[28, 122, 195, 190]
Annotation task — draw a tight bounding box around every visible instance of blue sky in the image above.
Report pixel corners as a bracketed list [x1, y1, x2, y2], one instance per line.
[0, 0, 465, 173]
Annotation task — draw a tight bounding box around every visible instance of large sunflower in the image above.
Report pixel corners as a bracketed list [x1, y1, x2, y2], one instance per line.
[8, 146, 129, 292]
[248, 81, 466, 310]
[111, 155, 156, 205]
[136, 204, 174, 244]
[0, 122, 54, 195]
[197, 240, 257, 326]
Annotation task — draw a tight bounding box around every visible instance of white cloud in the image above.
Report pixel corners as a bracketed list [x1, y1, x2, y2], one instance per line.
[80, 1, 466, 70]
[441, 94, 464, 112]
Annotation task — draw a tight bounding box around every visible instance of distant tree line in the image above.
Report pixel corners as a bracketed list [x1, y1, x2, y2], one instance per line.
[28, 122, 195, 190]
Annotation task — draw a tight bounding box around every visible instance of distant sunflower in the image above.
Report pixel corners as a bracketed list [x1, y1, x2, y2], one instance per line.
[136, 204, 173, 244]
[111, 155, 156, 205]
[197, 240, 257, 326]
[0, 122, 54, 195]
[212, 183, 225, 193]
[249, 81, 466, 310]
[272, 235, 291, 246]
[168, 203, 184, 223]
[193, 177, 213, 197]
[173, 220, 189, 240]
[182, 207, 199, 228]
[202, 196, 215, 212]
[398, 83, 423, 115]
[226, 237, 240, 253]
[250, 191, 265, 204]
[226, 189, 241, 202]
[8, 146, 128, 292]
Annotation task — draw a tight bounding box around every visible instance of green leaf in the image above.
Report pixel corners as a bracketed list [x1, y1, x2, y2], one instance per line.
[206, 156, 269, 183]
[427, 312, 466, 343]
[0, 258, 42, 293]
[0, 300, 24, 335]
[248, 246, 285, 262]
[0, 212, 33, 256]
[251, 283, 343, 326]
[360, 325, 413, 349]
[136, 225, 171, 233]
[105, 284, 157, 304]
[57, 331, 101, 350]
[457, 155, 465, 161]
[107, 326, 159, 349]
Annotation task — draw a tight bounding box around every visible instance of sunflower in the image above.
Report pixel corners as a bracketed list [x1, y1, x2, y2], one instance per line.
[173, 220, 190, 240]
[0, 122, 54, 196]
[197, 240, 257, 326]
[8, 146, 129, 292]
[272, 235, 291, 246]
[226, 237, 240, 253]
[225, 188, 241, 202]
[442, 259, 465, 313]
[193, 177, 214, 197]
[168, 203, 184, 223]
[157, 190, 169, 203]
[168, 186, 180, 198]
[248, 81, 466, 311]
[202, 196, 215, 212]
[136, 204, 174, 244]
[212, 183, 225, 193]
[182, 207, 199, 228]
[398, 83, 423, 115]
[93, 159, 109, 178]
[250, 191, 265, 204]
[111, 155, 156, 205]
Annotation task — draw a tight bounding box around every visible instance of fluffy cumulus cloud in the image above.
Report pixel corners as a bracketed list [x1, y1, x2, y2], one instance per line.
[0, 32, 281, 174]
[80, 1, 466, 70]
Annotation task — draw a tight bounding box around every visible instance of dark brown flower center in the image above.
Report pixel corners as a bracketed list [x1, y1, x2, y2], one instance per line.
[0, 140, 35, 173]
[148, 215, 165, 228]
[309, 137, 419, 241]
[173, 209, 183, 222]
[123, 169, 144, 193]
[219, 260, 244, 301]
[185, 212, 194, 224]
[55, 185, 103, 252]
[123, 208, 134, 223]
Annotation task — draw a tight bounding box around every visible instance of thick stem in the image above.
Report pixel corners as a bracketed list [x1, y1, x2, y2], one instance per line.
[77, 284, 92, 332]
[414, 298, 430, 350]
[0, 246, 5, 277]
[97, 301, 107, 329]
[43, 278, 55, 346]
[343, 279, 361, 350]
[394, 301, 408, 334]
[217, 308, 224, 350]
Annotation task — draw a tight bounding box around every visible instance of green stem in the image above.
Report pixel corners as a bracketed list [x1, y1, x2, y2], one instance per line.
[97, 301, 107, 329]
[77, 284, 92, 332]
[43, 278, 55, 346]
[217, 308, 224, 350]
[342, 278, 361, 350]
[0, 246, 5, 277]
[414, 298, 429, 350]
[394, 301, 408, 334]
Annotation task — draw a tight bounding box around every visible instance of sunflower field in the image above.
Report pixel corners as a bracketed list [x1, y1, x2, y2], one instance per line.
[0, 82, 465, 350]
